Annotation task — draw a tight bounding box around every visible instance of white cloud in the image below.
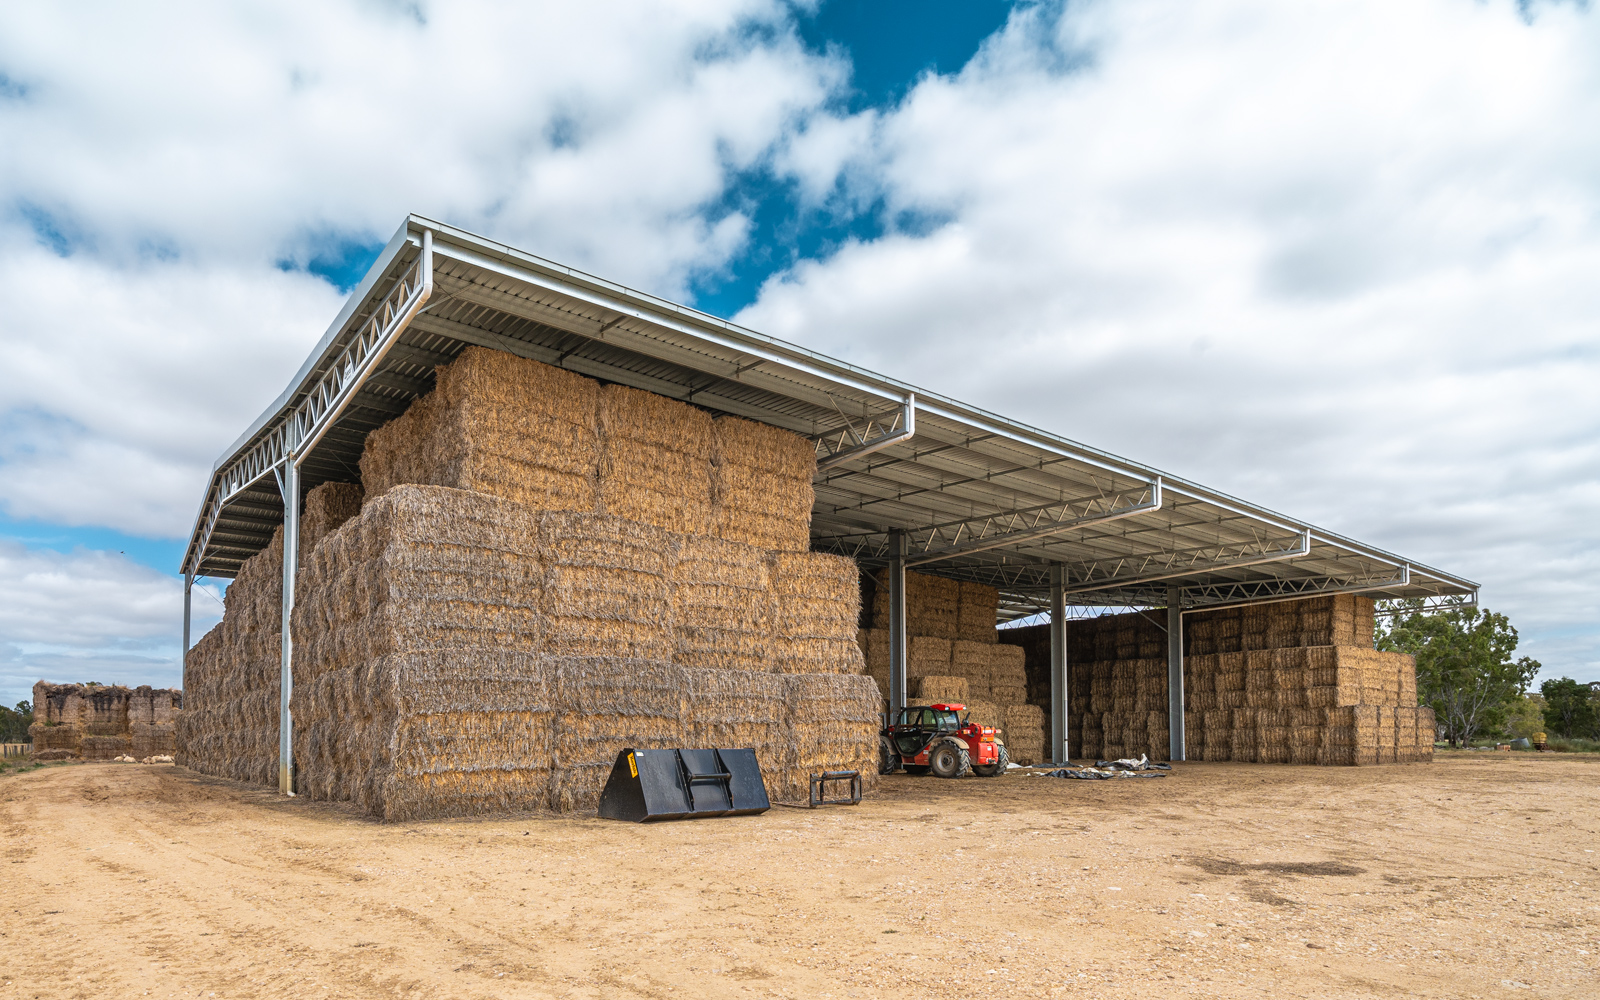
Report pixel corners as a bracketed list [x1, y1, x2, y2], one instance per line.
[0, 0, 847, 536]
[738, 0, 1600, 680]
[0, 541, 221, 705]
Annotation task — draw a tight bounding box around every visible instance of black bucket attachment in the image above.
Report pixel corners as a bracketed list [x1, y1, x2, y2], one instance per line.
[596, 747, 770, 822]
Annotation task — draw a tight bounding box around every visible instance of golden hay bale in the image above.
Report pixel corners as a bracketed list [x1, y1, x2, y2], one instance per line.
[596, 383, 714, 534]
[359, 347, 601, 513]
[956, 580, 999, 643]
[711, 416, 814, 553]
[909, 635, 953, 676]
[782, 673, 881, 803]
[909, 675, 970, 703]
[301, 481, 364, 557]
[768, 551, 860, 643]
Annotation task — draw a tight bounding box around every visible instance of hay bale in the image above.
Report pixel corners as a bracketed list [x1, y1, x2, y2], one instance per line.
[768, 551, 864, 674]
[784, 673, 881, 803]
[910, 676, 970, 703]
[670, 535, 771, 673]
[956, 580, 999, 643]
[711, 416, 814, 553]
[301, 481, 364, 556]
[909, 635, 953, 676]
[598, 383, 714, 534]
[359, 347, 601, 512]
[541, 510, 672, 660]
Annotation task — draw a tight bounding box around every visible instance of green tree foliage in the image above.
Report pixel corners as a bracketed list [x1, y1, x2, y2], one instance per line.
[1504, 693, 1547, 741]
[0, 700, 34, 743]
[1540, 678, 1599, 739]
[1377, 603, 1539, 747]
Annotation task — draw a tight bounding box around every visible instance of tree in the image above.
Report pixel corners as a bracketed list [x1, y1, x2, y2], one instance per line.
[0, 700, 33, 743]
[1377, 603, 1539, 747]
[1540, 678, 1598, 739]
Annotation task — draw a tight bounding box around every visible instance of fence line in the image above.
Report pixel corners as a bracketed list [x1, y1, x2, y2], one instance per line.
[2, 743, 30, 758]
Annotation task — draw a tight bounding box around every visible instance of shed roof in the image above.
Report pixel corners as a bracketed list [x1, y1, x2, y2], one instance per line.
[181, 216, 1477, 618]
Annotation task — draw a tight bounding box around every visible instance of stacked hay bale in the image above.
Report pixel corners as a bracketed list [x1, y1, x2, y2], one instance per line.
[998, 595, 1433, 765]
[712, 416, 815, 552]
[855, 569, 1039, 762]
[30, 682, 182, 761]
[182, 347, 878, 818]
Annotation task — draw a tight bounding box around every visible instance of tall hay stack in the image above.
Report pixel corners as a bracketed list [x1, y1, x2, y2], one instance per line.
[182, 348, 878, 818]
[998, 596, 1433, 765]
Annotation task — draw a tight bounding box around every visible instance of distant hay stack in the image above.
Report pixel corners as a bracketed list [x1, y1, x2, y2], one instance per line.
[32, 682, 182, 761]
[182, 349, 880, 819]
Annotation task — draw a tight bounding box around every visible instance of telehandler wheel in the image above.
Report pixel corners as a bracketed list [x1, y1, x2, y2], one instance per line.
[929, 740, 970, 779]
[972, 744, 1009, 777]
[878, 735, 900, 775]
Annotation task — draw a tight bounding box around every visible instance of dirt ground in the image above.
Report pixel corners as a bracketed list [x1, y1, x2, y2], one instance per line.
[2, 756, 1597, 1000]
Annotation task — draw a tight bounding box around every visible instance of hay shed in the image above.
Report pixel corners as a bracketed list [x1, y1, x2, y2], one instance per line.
[179, 217, 1476, 813]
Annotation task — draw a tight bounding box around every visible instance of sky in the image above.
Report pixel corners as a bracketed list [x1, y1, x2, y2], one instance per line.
[1, 0, 1596, 708]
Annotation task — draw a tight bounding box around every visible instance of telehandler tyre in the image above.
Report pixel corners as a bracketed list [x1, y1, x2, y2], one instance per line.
[878, 735, 899, 775]
[928, 740, 970, 779]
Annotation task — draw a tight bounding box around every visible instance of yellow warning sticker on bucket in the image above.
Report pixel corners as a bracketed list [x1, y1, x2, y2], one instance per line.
[628, 752, 638, 778]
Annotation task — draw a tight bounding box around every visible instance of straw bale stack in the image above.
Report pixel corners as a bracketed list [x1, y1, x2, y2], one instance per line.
[32, 682, 184, 760]
[959, 699, 1001, 732]
[786, 673, 881, 802]
[711, 416, 815, 552]
[1003, 704, 1044, 764]
[998, 596, 1427, 766]
[598, 383, 714, 534]
[359, 347, 601, 512]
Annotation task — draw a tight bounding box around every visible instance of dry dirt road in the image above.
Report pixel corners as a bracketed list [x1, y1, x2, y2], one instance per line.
[2, 755, 1597, 999]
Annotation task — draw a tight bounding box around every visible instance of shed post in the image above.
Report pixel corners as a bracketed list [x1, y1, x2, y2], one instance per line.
[276, 462, 299, 795]
[182, 572, 193, 677]
[1167, 584, 1185, 762]
[1050, 564, 1067, 763]
[888, 530, 908, 720]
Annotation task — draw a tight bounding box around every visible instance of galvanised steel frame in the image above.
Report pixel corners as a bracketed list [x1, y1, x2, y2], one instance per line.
[179, 215, 1479, 785]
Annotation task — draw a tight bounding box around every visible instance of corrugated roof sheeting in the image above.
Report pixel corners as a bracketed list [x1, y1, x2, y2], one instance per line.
[183, 216, 1476, 617]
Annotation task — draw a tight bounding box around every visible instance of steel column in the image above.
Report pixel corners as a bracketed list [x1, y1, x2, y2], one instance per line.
[888, 530, 908, 718]
[1050, 565, 1067, 763]
[1167, 584, 1185, 762]
[182, 572, 193, 685]
[276, 463, 299, 795]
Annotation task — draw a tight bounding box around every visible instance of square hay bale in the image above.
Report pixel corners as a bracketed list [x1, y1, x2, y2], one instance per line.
[548, 657, 687, 813]
[784, 673, 881, 803]
[910, 676, 970, 703]
[685, 666, 791, 795]
[80, 735, 133, 760]
[541, 511, 672, 660]
[768, 552, 863, 673]
[597, 383, 714, 534]
[956, 580, 1000, 643]
[711, 416, 815, 553]
[670, 535, 771, 673]
[359, 347, 601, 512]
[909, 635, 953, 676]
